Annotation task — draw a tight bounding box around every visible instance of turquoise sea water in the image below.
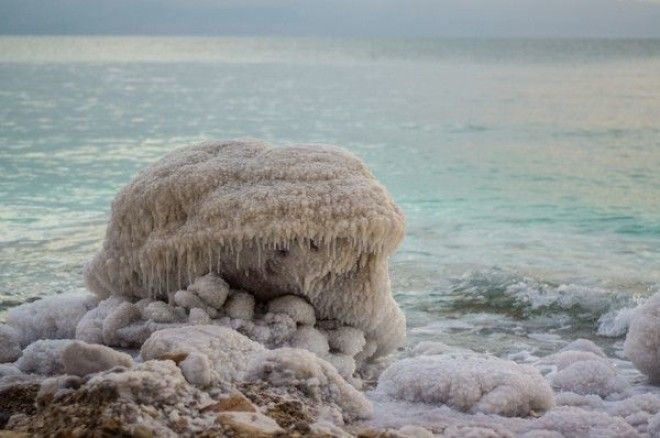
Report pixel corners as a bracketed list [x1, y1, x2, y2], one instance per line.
[1, 37, 659, 355]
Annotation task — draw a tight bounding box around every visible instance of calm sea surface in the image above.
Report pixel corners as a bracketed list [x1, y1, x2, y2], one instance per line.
[1, 37, 659, 355]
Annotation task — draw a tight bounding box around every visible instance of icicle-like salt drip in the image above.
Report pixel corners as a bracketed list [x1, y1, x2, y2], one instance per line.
[208, 243, 213, 274]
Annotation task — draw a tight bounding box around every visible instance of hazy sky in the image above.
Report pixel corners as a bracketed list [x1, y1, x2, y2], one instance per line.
[1, 0, 660, 38]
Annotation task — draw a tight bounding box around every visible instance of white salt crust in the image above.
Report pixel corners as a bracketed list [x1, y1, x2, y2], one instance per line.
[83, 140, 406, 358]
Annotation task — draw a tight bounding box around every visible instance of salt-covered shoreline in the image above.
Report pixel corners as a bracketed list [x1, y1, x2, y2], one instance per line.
[1, 140, 659, 436]
[1, 288, 659, 436]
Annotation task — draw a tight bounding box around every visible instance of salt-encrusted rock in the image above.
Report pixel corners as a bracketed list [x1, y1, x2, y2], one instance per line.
[536, 351, 629, 397]
[188, 273, 229, 309]
[6, 294, 98, 347]
[101, 302, 142, 346]
[324, 353, 356, 379]
[216, 411, 284, 436]
[179, 352, 212, 387]
[7, 360, 219, 436]
[551, 359, 629, 398]
[213, 391, 257, 412]
[325, 326, 366, 356]
[244, 347, 373, 422]
[376, 352, 554, 417]
[268, 295, 317, 325]
[174, 289, 218, 318]
[75, 296, 126, 344]
[140, 325, 264, 384]
[0, 324, 22, 363]
[15, 339, 75, 376]
[84, 140, 406, 357]
[624, 293, 660, 383]
[289, 326, 330, 356]
[188, 307, 212, 325]
[225, 291, 255, 320]
[0, 363, 22, 378]
[142, 300, 178, 323]
[649, 411, 660, 437]
[521, 407, 638, 438]
[61, 341, 133, 377]
[560, 339, 606, 357]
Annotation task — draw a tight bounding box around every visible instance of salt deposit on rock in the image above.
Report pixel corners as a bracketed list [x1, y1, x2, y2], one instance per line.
[376, 352, 554, 417]
[535, 350, 629, 397]
[0, 324, 22, 363]
[141, 325, 264, 384]
[244, 347, 373, 422]
[289, 326, 330, 356]
[75, 296, 126, 344]
[179, 352, 212, 387]
[521, 406, 638, 438]
[6, 360, 224, 436]
[325, 326, 366, 356]
[268, 294, 317, 325]
[15, 339, 75, 376]
[174, 289, 218, 318]
[224, 291, 255, 320]
[324, 353, 357, 379]
[188, 307, 211, 325]
[61, 341, 133, 377]
[187, 273, 229, 309]
[624, 293, 660, 383]
[598, 306, 636, 338]
[0, 363, 22, 378]
[6, 294, 98, 347]
[551, 360, 629, 398]
[84, 140, 406, 357]
[142, 300, 178, 323]
[560, 338, 606, 357]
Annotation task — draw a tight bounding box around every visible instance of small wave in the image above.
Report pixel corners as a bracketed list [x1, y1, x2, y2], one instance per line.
[447, 267, 635, 323]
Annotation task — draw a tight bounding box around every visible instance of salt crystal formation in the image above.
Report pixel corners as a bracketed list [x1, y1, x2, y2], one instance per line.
[624, 293, 660, 383]
[375, 352, 554, 416]
[83, 140, 406, 358]
[5, 294, 98, 347]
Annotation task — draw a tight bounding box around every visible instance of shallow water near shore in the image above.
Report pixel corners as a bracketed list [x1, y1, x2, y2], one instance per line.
[1, 36, 660, 363]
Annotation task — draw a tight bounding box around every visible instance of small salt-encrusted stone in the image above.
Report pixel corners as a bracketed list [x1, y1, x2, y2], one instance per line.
[325, 326, 366, 357]
[323, 353, 356, 379]
[61, 341, 133, 377]
[188, 307, 212, 325]
[204, 391, 257, 413]
[288, 326, 329, 356]
[179, 352, 212, 387]
[267, 295, 316, 325]
[0, 324, 22, 363]
[188, 273, 229, 309]
[142, 301, 178, 323]
[216, 411, 283, 436]
[224, 292, 255, 321]
[174, 290, 218, 318]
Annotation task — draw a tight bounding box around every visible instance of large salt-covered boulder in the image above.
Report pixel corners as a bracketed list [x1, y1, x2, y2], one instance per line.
[140, 325, 264, 384]
[375, 352, 554, 417]
[84, 140, 406, 358]
[624, 293, 660, 383]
